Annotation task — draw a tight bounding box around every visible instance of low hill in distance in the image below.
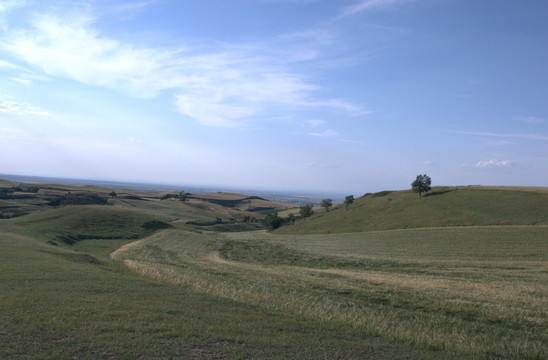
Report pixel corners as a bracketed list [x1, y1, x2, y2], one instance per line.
[275, 186, 548, 234]
[0, 179, 295, 233]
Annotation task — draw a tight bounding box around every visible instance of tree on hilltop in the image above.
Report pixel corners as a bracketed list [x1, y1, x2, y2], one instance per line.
[344, 195, 354, 210]
[320, 198, 333, 212]
[411, 174, 432, 197]
[299, 204, 314, 220]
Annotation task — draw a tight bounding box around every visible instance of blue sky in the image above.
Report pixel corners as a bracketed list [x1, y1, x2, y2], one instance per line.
[1, 0, 547, 194]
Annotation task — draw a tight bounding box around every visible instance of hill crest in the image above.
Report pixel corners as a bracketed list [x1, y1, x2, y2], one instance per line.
[275, 186, 548, 234]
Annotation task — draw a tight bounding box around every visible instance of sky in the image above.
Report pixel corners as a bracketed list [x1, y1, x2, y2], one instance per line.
[0, 0, 547, 194]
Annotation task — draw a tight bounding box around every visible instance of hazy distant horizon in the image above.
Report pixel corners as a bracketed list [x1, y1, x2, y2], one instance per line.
[0, 173, 347, 205]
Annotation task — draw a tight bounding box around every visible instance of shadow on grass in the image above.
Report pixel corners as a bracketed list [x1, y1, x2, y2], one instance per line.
[424, 189, 455, 197]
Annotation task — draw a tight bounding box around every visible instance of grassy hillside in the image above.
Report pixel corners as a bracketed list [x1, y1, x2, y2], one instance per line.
[0, 179, 296, 232]
[1, 216, 457, 359]
[275, 186, 548, 234]
[112, 226, 548, 359]
[2, 180, 547, 358]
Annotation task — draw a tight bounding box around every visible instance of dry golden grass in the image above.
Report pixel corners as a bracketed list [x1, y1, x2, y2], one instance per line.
[112, 226, 548, 359]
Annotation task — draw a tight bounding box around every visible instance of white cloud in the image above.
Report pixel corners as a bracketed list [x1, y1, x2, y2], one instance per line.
[0, 58, 27, 71]
[304, 98, 370, 116]
[0, 95, 49, 115]
[487, 140, 513, 146]
[519, 116, 545, 124]
[0, 0, 26, 30]
[475, 159, 513, 168]
[305, 161, 339, 168]
[339, 0, 415, 18]
[305, 119, 326, 127]
[2, 14, 180, 97]
[9, 77, 32, 86]
[262, 0, 320, 4]
[0, 9, 364, 127]
[310, 129, 339, 137]
[454, 131, 548, 142]
[176, 95, 259, 128]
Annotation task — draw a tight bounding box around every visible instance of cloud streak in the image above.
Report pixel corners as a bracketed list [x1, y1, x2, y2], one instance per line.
[519, 116, 545, 124]
[309, 129, 339, 137]
[0, 95, 49, 115]
[454, 131, 548, 142]
[475, 159, 513, 168]
[339, 0, 416, 18]
[0, 5, 364, 127]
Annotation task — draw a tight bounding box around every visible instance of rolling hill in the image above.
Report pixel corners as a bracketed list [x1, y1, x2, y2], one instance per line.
[0, 179, 295, 233]
[1, 179, 547, 359]
[275, 186, 548, 234]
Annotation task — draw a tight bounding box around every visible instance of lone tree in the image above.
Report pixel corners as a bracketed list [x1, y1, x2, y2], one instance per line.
[411, 174, 432, 197]
[264, 212, 283, 230]
[300, 204, 314, 220]
[344, 195, 354, 210]
[179, 191, 191, 202]
[320, 198, 333, 212]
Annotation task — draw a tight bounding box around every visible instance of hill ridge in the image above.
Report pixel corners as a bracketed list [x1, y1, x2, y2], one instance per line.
[275, 186, 548, 234]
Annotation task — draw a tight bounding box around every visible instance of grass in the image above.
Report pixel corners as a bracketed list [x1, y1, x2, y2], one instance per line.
[6, 205, 167, 245]
[1, 181, 547, 359]
[0, 230, 454, 359]
[275, 186, 548, 234]
[113, 226, 548, 359]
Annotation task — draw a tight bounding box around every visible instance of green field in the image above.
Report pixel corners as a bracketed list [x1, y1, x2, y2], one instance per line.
[1, 181, 547, 359]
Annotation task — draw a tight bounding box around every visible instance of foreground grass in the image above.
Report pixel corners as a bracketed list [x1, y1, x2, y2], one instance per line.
[1, 230, 457, 359]
[113, 226, 548, 359]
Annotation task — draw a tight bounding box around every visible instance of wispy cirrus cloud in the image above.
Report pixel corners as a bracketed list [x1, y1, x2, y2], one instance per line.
[454, 131, 548, 142]
[475, 159, 514, 168]
[262, 0, 320, 3]
[304, 119, 326, 127]
[0, 58, 27, 71]
[0, 5, 364, 128]
[339, 0, 416, 18]
[0, 0, 26, 30]
[0, 95, 49, 115]
[310, 129, 339, 137]
[518, 116, 545, 124]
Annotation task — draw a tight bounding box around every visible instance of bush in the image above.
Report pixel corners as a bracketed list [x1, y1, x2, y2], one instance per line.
[264, 212, 283, 230]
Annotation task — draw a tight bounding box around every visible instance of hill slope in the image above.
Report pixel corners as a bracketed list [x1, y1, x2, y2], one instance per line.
[275, 186, 548, 234]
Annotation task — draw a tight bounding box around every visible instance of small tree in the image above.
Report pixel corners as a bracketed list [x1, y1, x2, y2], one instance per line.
[287, 213, 296, 225]
[109, 191, 117, 198]
[411, 174, 432, 197]
[264, 212, 283, 230]
[300, 204, 314, 220]
[320, 198, 333, 212]
[179, 191, 190, 202]
[344, 195, 354, 210]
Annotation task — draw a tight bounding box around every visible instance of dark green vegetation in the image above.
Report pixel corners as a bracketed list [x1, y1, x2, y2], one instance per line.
[275, 186, 548, 234]
[1, 179, 547, 359]
[411, 173, 432, 197]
